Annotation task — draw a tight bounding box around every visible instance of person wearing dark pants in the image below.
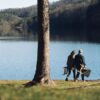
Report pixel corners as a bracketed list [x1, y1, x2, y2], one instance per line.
[65, 68, 76, 81]
[75, 68, 84, 81]
[75, 49, 86, 81]
[65, 50, 76, 81]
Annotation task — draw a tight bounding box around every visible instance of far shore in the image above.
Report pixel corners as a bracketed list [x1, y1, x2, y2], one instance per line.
[0, 36, 100, 43]
[0, 36, 28, 40]
[0, 36, 37, 41]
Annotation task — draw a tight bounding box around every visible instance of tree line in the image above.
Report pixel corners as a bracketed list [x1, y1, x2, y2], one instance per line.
[0, 0, 100, 42]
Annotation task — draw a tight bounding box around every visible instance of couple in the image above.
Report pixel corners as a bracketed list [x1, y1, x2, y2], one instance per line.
[65, 49, 86, 81]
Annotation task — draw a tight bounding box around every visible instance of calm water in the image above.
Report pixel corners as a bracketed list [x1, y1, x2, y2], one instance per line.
[0, 41, 100, 80]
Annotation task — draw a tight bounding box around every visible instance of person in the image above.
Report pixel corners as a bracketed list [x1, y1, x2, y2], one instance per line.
[74, 49, 86, 81]
[65, 50, 76, 81]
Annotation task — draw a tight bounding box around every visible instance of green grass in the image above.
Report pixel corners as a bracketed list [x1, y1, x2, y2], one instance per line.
[0, 80, 100, 100]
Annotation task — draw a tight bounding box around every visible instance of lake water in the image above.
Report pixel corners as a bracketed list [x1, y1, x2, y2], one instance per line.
[0, 41, 100, 80]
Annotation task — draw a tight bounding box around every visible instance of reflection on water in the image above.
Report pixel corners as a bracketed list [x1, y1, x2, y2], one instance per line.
[0, 41, 99, 80]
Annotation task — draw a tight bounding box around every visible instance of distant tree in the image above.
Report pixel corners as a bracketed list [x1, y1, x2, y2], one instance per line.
[90, 0, 98, 4]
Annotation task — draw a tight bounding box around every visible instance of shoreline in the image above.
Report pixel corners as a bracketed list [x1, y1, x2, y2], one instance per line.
[0, 36, 100, 43]
[0, 79, 99, 82]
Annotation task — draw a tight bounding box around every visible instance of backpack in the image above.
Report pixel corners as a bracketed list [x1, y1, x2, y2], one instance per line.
[78, 55, 83, 64]
[76, 54, 83, 65]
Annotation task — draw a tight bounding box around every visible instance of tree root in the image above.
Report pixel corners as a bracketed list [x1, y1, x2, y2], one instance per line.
[23, 79, 56, 88]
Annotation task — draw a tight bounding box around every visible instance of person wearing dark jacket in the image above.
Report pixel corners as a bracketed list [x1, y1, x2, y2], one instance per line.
[65, 50, 76, 81]
[75, 49, 86, 81]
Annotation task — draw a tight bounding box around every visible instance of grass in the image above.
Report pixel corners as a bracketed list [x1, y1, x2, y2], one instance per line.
[0, 80, 100, 100]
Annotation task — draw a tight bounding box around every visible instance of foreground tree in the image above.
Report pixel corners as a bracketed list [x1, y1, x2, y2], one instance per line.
[31, 0, 54, 86]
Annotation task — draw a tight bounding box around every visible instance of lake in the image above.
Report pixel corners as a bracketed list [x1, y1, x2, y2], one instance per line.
[0, 40, 100, 80]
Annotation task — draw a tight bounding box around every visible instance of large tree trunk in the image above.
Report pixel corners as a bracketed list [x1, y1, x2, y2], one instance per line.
[32, 0, 54, 86]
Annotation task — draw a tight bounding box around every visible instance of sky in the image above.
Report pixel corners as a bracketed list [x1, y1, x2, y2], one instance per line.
[0, 0, 59, 10]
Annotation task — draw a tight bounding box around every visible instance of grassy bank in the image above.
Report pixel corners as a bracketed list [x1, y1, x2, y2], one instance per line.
[0, 80, 100, 100]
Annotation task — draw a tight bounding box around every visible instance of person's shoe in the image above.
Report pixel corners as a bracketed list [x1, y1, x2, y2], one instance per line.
[74, 78, 78, 82]
[65, 77, 68, 81]
[82, 80, 85, 82]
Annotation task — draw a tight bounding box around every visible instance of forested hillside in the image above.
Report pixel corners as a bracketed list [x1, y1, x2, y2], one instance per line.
[0, 0, 100, 42]
[87, 1, 100, 42]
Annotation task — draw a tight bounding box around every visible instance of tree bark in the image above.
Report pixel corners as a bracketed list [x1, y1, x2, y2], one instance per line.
[32, 0, 54, 86]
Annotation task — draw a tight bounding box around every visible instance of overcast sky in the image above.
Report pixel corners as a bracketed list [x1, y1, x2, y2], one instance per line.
[0, 0, 59, 10]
